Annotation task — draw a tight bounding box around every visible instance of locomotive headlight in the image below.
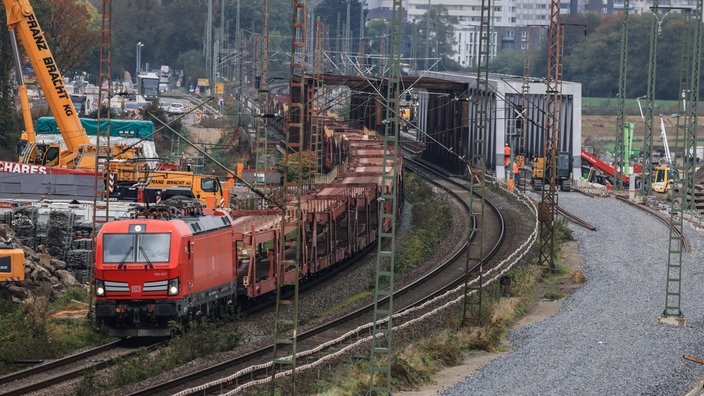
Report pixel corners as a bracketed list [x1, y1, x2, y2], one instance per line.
[167, 278, 180, 296]
[96, 280, 105, 297]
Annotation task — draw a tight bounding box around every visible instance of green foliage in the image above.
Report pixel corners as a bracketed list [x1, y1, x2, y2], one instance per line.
[0, 294, 108, 376]
[0, 301, 59, 373]
[582, 97, 678, 116]
[404, 173, 433, 204]
[407, 5, 459, 71]
[416, 334, 465, 366]
[75, 368, 104, 396]
[163, 316, 242, 365]
[390, 355, 431, 389]
[48, 286, 89, 310]
[555, 218, 574, 243]
[107, 313, 243, 390]
[273, 151, 317, 184]
[110, 348, 161, 388]
[315, 0, 364, 53]
[396, 174, 452, 274]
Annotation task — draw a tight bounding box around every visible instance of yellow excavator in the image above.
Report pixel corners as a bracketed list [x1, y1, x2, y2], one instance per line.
[651, 116, 680, 193]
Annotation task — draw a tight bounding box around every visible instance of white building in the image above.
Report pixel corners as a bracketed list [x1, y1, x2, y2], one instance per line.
[366, 0, 573, 69]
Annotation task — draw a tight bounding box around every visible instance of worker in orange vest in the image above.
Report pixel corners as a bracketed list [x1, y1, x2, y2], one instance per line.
[513, 161, 520, 188]
[504, 143, 511, 167]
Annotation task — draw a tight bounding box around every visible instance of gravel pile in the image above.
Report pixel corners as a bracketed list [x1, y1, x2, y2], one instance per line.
[443, 193, 704, 396]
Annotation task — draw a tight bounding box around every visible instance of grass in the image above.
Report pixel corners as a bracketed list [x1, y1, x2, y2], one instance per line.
[0, 286, 110, 375]
[297, 218, 582, 395]
[76, 312, 244, 393]
[582, 97, 679, 115]
[395, 173, 453, 275]
[312, 291, 373, 321]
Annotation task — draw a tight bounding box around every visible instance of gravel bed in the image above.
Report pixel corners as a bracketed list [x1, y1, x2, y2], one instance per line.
[443, 193, 704, 396]
[104, 193, 468, 396]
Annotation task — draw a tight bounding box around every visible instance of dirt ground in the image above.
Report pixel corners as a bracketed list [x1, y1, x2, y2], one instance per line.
[396, 240, 583, 395]
[581, 114, 704, 144]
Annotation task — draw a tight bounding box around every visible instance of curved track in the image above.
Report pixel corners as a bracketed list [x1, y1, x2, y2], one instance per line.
[614, 195, 690, 253]
[121, 158, 539, 396]
[0, 338, 165, 396]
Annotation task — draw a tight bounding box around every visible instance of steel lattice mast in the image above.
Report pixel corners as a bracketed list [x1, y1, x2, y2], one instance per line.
[255, 0, 270, 175]
[681, 2, 701, 211]
[640, 1, 660, 196]
[661, 0, 702, 324]
[537, 0, 562, 271]
[311, 17, 324, 174]
[270, 1, 305, 393]
[461, 0, 491, 327]
[368, 0, 402, 393]
[614, 0, 629, 190]
[89, 0, 112, 318]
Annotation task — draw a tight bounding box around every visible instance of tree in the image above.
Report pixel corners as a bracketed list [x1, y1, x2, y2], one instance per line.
[39, 0, 100, 75]
[315, 0, 364, 58]
[274, 151, 316, 185]
[489, 50, 526, 75]
[408, 5, 457, 71]
[0, 9, 21, 161]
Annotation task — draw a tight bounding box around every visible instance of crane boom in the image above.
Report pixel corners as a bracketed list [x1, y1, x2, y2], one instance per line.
[9, 29, 35, 144]
[3, 0, 89, 153]
[659, 115, 673, 168]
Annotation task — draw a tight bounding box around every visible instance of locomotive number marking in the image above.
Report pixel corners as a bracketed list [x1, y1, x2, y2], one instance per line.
[132, 285, 141, 293]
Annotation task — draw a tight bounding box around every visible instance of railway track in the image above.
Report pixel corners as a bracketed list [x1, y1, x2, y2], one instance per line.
[556, 204, 597, 231]
[0, 338, 165, 396]
[614, 194, 691, 253]
[117, 158, 539, 395]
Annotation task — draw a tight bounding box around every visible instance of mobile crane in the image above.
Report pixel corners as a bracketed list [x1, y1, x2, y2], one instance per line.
[2, 0, 228, 208]
[3, 0, 140, 170]
[9, 28, 35, 162]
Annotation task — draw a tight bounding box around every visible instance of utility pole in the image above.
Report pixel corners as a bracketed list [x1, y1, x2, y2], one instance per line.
[344, 0, 351, 74]
[206, 0, 212, 93]
[271, 1, 306, 394]
[640, 1, 661, 196]
[369, 0, 402, 392]
[424, 0, 430, 71]
[537, 0, 562, 272]
[614, 0, 629, 190]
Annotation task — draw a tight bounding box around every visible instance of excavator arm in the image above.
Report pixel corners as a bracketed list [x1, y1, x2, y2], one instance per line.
[3, 0, 89, 153]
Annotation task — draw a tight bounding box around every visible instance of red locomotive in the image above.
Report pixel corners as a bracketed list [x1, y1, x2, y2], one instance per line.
[94, 123, 403, 337]
[94, 201, 237, 337]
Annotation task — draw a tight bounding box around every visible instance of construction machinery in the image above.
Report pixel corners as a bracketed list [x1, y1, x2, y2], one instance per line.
[4, 0, 141, 171]
[652, 115, 680, 193]
[580, 147, 631, 187]
[2, 0, 228, 208]
[9, 28, 35, 163]
[531, 151, 572, 192]
[652, 165, 679, 193]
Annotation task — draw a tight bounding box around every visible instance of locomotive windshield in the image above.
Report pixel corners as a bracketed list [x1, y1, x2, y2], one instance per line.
[103, 233, 171, 264]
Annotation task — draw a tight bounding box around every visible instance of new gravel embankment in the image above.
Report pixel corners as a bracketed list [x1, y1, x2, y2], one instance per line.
[443, 193, 704, 396]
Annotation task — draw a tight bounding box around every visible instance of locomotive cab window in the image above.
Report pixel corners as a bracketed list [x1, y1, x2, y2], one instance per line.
[103, 233, 171, 264]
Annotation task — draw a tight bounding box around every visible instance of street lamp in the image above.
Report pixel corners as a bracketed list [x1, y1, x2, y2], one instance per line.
[135, 42, 144, 82]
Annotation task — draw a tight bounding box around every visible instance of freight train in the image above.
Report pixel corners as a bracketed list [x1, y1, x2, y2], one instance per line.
[94, 122, 403, 337]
